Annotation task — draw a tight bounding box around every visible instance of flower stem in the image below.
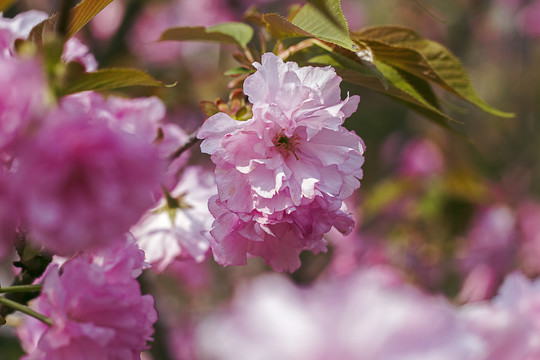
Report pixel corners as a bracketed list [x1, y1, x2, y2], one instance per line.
[0, 284, 42, 294]
[0, 231, 52, 322]
[0, 296, 52, 326]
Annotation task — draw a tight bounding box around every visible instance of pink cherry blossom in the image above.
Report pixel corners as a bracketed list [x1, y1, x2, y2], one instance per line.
[18, 253, 156, 360]
[79, 234, 149, 281]
[197, 267, 483, 360]
[208, 195, 354, 272]
[198, 53, 364, 271]
[15, 120, 163, 255]
[132, 166, 216, 272]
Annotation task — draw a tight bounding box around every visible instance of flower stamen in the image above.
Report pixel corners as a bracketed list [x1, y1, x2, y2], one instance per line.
[273, 132, 300, 160]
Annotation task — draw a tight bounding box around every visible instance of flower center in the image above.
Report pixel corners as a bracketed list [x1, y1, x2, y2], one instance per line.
[273, 132, 300, 160]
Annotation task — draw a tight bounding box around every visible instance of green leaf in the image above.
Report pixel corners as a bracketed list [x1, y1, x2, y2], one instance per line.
[304, 0, 342, 26]
[337, 64, 456, 128]
[277, 38, 453, 126]
[299, 42, 389, 89]
[224, 66, 254, 76]
[291, 0, 356, 51]
[353, 26, 513, 118]
[375, 61, 455, 122]
[59, 68, 167, 95]
[0, 0, 17, 12]
[207, 22, 254, 48]
[160, 22, 253, 48]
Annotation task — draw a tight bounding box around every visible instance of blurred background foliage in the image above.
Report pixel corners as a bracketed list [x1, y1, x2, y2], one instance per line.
[1, 0, 538, 359]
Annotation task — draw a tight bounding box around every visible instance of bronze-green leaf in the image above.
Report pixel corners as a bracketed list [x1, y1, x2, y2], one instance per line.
[67, 0, 114, 39]
[26, 0, 114, 43]
[160, 22, 253, 48]
[262, 13, 311, 39]
[0, 0, 17, 12]
[60, 68, 166, 95]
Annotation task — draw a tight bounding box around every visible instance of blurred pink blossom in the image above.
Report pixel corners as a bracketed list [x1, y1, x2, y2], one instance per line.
[0, 56, 46, 153]
[52, 92, 188, 190]
[132, 166, 216, 272]
[325, 203, 390, 278]
[398, 138, 445, 177]
[0, 172, 17, 258]
[0, 11, 47, 57]
[18, 252, 156, 360]
[90, 0, 125, 40]
[15, 120, 163, 255]
[51, 92, 165, 142]
[517, 201, 540, 274]
[460, 272, 540, 359]
[198, 53, 364, 271]
[197, 267, 483, 360]
[519, 1, 540, 37]
[458, 264, 499, 303]
[458, 204, 518, 300]
[165, 260, 212, 292]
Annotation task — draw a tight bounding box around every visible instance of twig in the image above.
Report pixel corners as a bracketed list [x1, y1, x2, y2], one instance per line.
[168, 129, 200, 161]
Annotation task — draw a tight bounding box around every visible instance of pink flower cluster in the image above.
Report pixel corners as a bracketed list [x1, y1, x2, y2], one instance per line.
[197, 267, 540, 359]
[18, 238, 157, 360]
[198, 52, 365, 272]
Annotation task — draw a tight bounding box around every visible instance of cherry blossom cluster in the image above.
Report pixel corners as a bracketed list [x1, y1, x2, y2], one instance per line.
[0, 10, 204, 358]
[0, 12, 163, 257]
[198, 52, 365, 272]
[17, 237, 157, 359]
